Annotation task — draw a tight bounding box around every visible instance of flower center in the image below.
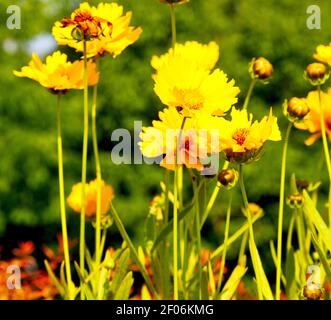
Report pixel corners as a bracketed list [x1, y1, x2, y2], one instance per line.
[232, 128, 249, 146]
[173, 88, 203, 110]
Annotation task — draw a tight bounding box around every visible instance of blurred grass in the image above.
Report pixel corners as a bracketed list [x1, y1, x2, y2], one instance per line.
[0, 0, 331, 275]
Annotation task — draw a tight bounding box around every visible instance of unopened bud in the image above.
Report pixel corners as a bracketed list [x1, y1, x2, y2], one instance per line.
[287, 97, 310, 120]
[71, 26, 85, 41]
[305, 63, 329, 86]
[251, 57, 273, 80]
[218, 168, 238, 189]
[287, 193, 303, 209]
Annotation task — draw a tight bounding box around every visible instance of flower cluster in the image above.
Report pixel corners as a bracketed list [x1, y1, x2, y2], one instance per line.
[140, 41, 280, 171]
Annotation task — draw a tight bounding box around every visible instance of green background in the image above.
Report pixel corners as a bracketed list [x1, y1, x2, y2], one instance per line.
[0, 0, 331, 277]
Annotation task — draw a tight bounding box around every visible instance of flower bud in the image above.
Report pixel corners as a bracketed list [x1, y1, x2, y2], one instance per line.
[305, 63, 329, 86]
[287, 193, 303, 209]
[251, 57, 273, 80]
[71, 26, 85, 41]
[287, 97, 310, 120]
[303, 285, 323, 300]
[218, 168, 238, 189]
[248, 203, 263, 216]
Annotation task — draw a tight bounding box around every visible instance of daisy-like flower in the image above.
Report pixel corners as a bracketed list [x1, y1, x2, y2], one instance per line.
[139, 107, 219, 170]
[314, 43, 331, 66]
[52, 2, 142, 58]
[153, 52, 240, 117]
[218, 108, 281, 163]
[67, 179, 115, 219]
[294, 89, 331, 145]
[151, 41, 219, 71]
[13, 51, 99, 94]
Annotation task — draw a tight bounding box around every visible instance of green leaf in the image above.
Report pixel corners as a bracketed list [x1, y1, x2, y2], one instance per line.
[44, 260, 65, 297]
[151, 199, 195, 252]
[220, 265, 247, 300]
[249, 239, 274, 300]
[302, 190, 331, 252]
[285, 248, 297, 299]
[109, 248, 131, 298]
[201, 268, 209, 300]
[310, 229, 331, 282]
[211, 212, 263, 260]
[114, 272, 134, 300]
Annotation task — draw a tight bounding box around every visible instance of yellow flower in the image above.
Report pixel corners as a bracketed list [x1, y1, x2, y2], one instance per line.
[52, 2, 142, 58]
[294, 89, 331, 145]
[151, 41, 219, 71]
[153, 52, 240, 117]
[139, 107, 214, 170]
[67, 179, 114, 219]
[314, 43, 331, 66]
[218, 108, 281, 163]
[13, 51, 99, 93]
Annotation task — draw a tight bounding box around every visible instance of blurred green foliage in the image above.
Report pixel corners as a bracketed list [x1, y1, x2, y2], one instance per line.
[0, 0, 331, 275]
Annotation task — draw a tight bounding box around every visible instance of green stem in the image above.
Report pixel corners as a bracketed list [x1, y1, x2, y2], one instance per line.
[200, 161, 229, 229]
[216, 193, 232, 295]
[317, 86, 331, 229]
[238, 164, 262, 300]
[211, 211, 262, 261]
[238, 230, 248, 265]
[243, 79, 257, 110]
[275, 122, 292, 300]
[80, 40, 89, 296]
[169, 4, 176, 50]
[56, 95, 73, 299]
[92, 75, 102, 267]
[193, 178, 202, 299]
[286, 213, 295, 253]
[173, 167, 179, 300]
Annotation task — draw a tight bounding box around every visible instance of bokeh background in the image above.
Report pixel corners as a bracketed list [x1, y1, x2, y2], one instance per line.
[0, 0, 331, 280]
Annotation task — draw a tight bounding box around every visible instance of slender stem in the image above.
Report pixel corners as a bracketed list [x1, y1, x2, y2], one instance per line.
[56, 95, 73, 298]
[239, 166, 255, 239]
[286, 213, 295, 253]
[92, 72, 102, 267]
[238, 230, 248, 265]
[173, 117, 187, 300]
[162, 170, 171, 299]
[200, 161, 229, 229]
[173, 167, 179, 300]
[193, 178, 202, 299]
[169, 4, 176, 50]
[317, 86, 331, 229]
[80, 40, 89, 293]
[243, 79, 257, 110]
[275, 122, 292, 300]
[211, 211, 262, 261]
[216, 193, 232, 295]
